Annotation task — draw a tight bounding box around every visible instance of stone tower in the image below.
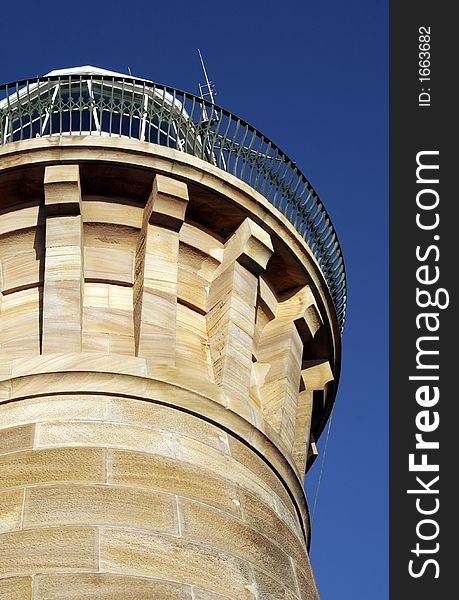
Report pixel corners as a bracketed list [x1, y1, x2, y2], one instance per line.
[0, 67, 345, 600]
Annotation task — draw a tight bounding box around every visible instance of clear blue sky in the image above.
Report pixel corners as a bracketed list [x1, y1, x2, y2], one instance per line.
[2, 1, 388, 597]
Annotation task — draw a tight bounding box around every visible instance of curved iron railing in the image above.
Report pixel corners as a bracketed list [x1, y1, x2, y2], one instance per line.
[0, 73, 346, 331]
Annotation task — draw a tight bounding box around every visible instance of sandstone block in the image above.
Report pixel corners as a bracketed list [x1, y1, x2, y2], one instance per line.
[0, 424, 34, 454]
[109, 399, 229, 454]
[35, 421, 175, 456]
[24, 484, 178, 532]
[109, 450, 241, 517]
[0, 448, 105, 488]
[0, 489, 24, 532]
[0, 576, 32, 600]
[179, 499, 297, 591]
[101, 528, 255, 600]
[253, 568, 299, 600]
[0, 396, 108, 429]
[36, 574, 191, 600]
[0, 527, 98, 576]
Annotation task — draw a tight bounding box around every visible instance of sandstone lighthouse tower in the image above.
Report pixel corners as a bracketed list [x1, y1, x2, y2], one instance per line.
[0, 67, 345, 600]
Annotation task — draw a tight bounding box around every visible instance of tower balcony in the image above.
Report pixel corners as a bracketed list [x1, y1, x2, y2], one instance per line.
[0, 66, 346, 332]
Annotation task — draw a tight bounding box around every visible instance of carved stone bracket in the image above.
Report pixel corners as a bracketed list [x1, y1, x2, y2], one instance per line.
[134, 174, 189, 364]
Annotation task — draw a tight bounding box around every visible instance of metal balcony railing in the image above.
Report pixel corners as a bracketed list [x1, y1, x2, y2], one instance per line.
[0, 71, 346, 331]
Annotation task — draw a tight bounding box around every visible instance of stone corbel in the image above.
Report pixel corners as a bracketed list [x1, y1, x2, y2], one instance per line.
[206, 218, 273, 415]
[134, 174, 189, 364]
[42, 165, 83, 353]
[293, 359, 334, 474]
[255, 286, 324, 451]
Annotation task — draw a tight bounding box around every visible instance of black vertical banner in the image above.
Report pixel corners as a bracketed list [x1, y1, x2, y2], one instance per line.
[390, 3, 456, 599]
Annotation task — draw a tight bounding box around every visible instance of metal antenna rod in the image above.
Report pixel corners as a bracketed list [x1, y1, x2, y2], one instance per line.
[197, 49, 215, 104]
[196, 49, 226, 170]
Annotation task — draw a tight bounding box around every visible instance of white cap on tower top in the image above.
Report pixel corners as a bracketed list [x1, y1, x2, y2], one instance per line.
[45, 65, 148, 81]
